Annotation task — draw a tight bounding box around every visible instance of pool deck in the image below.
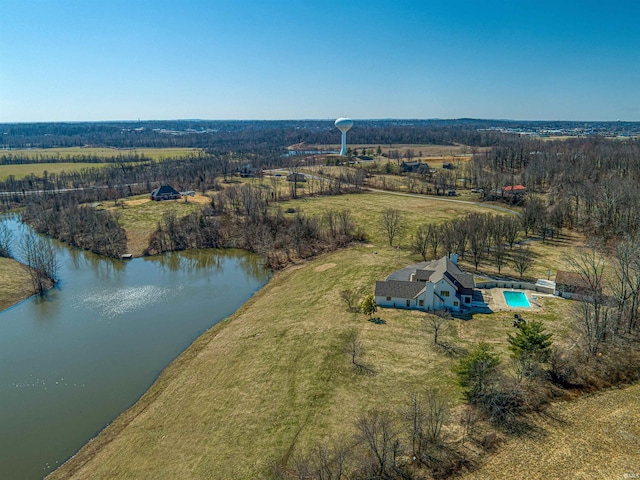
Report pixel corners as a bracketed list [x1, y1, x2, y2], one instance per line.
[478, 287, 555, 313]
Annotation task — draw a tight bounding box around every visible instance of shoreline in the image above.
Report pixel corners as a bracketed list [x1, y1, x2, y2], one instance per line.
[46, 262, 284, 479]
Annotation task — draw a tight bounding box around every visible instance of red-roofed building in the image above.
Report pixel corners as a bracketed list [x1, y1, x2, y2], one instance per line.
[502, 184, 526, 196]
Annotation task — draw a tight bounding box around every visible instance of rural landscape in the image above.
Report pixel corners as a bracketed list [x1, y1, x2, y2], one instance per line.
[1, 119, 639, 479]
[2, 1, 640, 479]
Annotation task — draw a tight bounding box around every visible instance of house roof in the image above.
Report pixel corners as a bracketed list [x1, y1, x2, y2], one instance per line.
[375, 280, 425, 299]
[555, 270, 591, 289]
[381, 256, 474, 296]
[386, 262, 430, 281]
[151, 185, 180, 196]
[503, 185, 526, 192]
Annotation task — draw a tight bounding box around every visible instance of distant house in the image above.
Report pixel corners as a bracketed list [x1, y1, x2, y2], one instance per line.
[374, 255, 475, 313]
[287, 172, 306, 182]
[501, 185, 526, 196]
[401, 161, 431, 175]
[240, 164, 262, 178]
[150, 185, 181, 201]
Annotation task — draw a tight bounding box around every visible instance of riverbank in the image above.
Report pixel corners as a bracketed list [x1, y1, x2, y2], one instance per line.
[0, 257, 36, 311]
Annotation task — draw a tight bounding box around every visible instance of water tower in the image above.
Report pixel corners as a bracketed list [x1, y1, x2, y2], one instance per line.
[335, 117, 353, 156]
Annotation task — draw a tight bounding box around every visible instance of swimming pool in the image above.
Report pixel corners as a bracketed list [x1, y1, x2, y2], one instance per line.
[503, 290, 531, 308]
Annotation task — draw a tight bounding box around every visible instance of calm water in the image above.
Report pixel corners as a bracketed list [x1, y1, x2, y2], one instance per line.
[0, 219, 269, 479]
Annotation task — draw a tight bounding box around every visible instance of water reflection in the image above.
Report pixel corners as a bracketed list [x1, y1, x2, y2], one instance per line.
[0, 216, 270, 480]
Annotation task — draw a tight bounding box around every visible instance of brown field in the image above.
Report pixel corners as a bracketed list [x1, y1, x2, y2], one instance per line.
[0, 257, 34, 311]
[0, 162, 110, 180]
[1, 146, 200, 160]
[47, 189, 609, 480]
[464, 383, 640, 480]
[0, 147, 201, 180]
[302, 143, 489, 158]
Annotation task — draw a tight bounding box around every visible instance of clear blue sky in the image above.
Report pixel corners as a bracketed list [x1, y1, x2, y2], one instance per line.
[1, 0, 639, 122]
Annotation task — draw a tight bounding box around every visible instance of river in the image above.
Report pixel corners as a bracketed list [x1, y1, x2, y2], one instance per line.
[0, 218, 270, 479]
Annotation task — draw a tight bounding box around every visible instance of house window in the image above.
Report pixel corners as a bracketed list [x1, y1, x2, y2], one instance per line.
[419, 299, 424, 306]
[440, 291, 449, 297]
[464, 297, 471, 303]
[406, 300, 410, 307]
[386, 296, 391, 301]
[454, 301, 459, 306]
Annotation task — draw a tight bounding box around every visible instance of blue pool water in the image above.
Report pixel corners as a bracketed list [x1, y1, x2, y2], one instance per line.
[503, 290, 531, 308]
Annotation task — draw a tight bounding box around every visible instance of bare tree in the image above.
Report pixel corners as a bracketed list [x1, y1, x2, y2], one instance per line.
[344, 329, 374, 375]
[612, 236, 640, 333]
[404, 389, 449, 464]
[340, 288, 361, 313]
[511, 246, 534, 278]
[380, 208, 405, 247]
[423, 311, 450, 346]
[0, 221, 13, 258]
[503, 216, 521, 249]
[412, 224, 430, 261]
[356, 410, 399, 477]
[20, 230, 59, 295]
[566, 248, 614, 356]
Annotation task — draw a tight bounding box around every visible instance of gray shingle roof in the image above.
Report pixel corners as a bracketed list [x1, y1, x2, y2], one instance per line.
[378, 256, 475, 299]
[375, 281, 425, 299]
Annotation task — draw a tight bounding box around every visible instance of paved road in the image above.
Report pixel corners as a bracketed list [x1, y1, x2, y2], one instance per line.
[365, 188, 521, 216]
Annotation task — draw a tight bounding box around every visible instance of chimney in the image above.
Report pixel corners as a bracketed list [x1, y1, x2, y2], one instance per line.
[450, 253, 458, 265]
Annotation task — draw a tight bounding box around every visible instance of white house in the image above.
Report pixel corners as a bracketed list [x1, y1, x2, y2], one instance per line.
[374, 255, 475, 313]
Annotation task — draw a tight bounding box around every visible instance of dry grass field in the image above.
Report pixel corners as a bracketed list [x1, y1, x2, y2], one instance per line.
[47, 189, 612, 480]
[0, 147, 201, 180]
[464, 383, 640, 480]
[0, 162, 110, 180]
[1, 146, 200, 160]
[100, 194, 211, 256]
[0, 256, 34, 311]
[305, 143, 489, 157]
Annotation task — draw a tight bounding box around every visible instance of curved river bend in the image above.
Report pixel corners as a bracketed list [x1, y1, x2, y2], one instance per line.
[0, 219, 270, 479]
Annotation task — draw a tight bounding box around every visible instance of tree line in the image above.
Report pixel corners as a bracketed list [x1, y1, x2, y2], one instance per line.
[146, 184, 366, 269]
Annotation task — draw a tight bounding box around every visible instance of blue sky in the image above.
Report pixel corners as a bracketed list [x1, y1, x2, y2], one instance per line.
[1, 0, 639, 122]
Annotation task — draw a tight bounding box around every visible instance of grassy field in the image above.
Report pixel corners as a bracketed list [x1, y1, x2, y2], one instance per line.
[0, 257, 34, 311]
[0, 162, 111, 180]
[0, 147, 201, 180]
[52, 244, 561, 479]
[303, 143, 489, 157]
[100, 194, 211, 256]
[464, 383, 640, 479]
[1, 146, 200, 160]
[47, 189, 606, 480]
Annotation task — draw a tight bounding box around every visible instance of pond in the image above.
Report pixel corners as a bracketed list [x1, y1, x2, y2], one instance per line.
[0, 218, 270, 479]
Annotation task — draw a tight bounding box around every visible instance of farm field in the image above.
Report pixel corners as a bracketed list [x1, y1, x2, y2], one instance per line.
[0, 162, 109, 180]
[0, 147, 201, 180]
[0, 146, 200, 160]
[300, 143, 489, 157]
[48, 189, 600, 479]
